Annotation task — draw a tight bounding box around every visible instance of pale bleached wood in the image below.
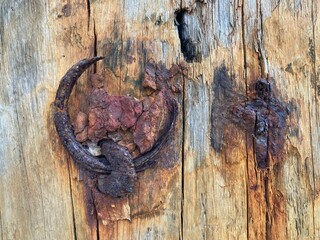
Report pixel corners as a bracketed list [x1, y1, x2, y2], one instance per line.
[0, 1, 90, 239]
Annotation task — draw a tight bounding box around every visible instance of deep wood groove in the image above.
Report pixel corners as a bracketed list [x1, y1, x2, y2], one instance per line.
[310, 1, 317, 237]
[86, 0, 91, 31]
[67, 159, 78, 240]
[241, 2, 250, 238]
[180, 68, 186, 240]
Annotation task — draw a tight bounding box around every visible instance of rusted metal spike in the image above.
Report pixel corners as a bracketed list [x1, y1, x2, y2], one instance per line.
[211, 66, 288, 169]
[134, 94, 178, 172]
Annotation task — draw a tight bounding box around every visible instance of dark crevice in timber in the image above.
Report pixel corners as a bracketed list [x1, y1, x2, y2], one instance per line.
[241, 1, 250, 238]
[241, 2, 248, 97]
[66, 159, 77, 240]
[255, 79, 271, 169]
[175, 9, 194, 62]
[91, 189, 100, 240]
[87, 0, 98, 74]
[245, 134, 250, 240]
[86, 0, 91, 31]
[310, 0, 317, 97]
[258, 0, 268, 78]
[310, 1, 316, 237]
[178, 38, 186, 238]
[180, 69, 186, 240]
[93, 20, 98, 73]
[0, 210, 3, 240]
[175, 8, 206, 63]
[178, 5, 184, 238]
[307, 99, 315, 239]
[257, 1, 271, 238]
[264, 176, 271, 240]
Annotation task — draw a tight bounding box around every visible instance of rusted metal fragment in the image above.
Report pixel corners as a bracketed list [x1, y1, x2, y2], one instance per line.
[75, 127, 88, 143]
[254, 112, 269, 168]
[133, 91, 167, 153]
[74, 111, 88, 134]
[74, 111, 89, 142]
[85, 177, 131, 226]
[93, 191, 131, 225]
[87, 89, 143, 142]
[71, 61, 181, 172]
[97, 140, 136, 197]
[211, 65, 290, 169]
[74, 82, 173, 157]
[90, 73, 105, 89]
[133, 91, 178, 172]
[142, 60, 187, 91]
[142, 65, 157, 90]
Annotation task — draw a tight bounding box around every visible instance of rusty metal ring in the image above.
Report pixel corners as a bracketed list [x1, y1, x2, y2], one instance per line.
[53, 57, 177, 196]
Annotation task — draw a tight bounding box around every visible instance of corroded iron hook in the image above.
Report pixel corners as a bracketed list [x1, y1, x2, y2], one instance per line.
[53, 57, 177, 196]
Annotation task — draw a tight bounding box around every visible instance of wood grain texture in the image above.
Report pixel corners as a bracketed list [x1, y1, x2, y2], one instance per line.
[0, 0, 319, 239]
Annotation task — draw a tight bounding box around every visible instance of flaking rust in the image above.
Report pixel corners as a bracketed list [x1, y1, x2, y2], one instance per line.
[211, 65, 290, 169]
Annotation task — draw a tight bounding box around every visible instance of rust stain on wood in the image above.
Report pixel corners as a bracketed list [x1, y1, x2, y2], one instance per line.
[84, 177, 131, 226]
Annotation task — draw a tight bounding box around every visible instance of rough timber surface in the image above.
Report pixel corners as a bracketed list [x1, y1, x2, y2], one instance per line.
[0, 0, 319, 239]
